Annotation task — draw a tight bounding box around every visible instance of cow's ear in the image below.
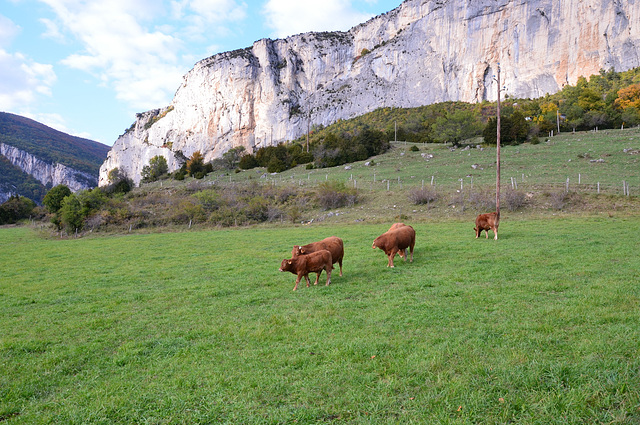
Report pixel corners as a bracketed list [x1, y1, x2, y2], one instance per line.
[287, 260, 292, 264]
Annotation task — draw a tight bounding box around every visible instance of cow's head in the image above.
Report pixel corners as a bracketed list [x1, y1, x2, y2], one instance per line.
[291, 245, 303, 257]
[279, 258, 293, 272]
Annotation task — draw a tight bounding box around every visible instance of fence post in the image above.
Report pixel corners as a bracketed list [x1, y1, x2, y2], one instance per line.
[597, 182, 600, 194]
[565, 178, 569, 193]
[623, 181, 627, 196]
[431, 176, 434, 186]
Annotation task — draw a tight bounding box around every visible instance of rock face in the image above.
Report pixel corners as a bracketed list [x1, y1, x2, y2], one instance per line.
[100, 0, 640, 186]
[0, 143, 96, 193]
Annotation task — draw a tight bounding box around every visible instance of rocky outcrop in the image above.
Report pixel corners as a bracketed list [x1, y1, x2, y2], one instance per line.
[100, 0, 640, 186]
[0, 143, 96, 192]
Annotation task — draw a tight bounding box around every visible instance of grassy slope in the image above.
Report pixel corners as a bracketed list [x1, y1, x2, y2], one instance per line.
[2, 218, 639, 423]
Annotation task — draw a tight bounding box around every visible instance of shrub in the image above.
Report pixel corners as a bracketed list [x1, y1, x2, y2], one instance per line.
[408, 187, 438, 205]
[43, 184, 72, 213]
[409, 145, 420, 152]
[0, 195, 36, 224]
[316, 181, 358, 210]
[141, 155, 169, 183]
[504, 189, 527, 211]
[468, 188, 496, 211]
[549, 191, 569, 210]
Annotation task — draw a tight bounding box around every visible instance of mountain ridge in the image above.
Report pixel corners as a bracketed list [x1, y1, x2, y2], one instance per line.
[0, 112, 110, 202]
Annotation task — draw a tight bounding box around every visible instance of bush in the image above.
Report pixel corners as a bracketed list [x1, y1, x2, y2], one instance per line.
[409, 145, 420, 152]
[0, 195, 36, 224]
[504, 189, 527, 211]
[468, 188, 496, 211]
[43, 184, 72, 213]
[316, 181, 358, 210]
[408, 187, 438, 205]
[549, 191, 569, 210]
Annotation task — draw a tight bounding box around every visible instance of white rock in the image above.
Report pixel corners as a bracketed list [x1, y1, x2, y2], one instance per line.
[99, 0, 640, 186]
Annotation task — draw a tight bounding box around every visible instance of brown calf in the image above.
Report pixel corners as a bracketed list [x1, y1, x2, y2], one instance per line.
[474, 212, 499, 240]
[372, 224, 416, 267]
[279, 249, 333, 291]
[292, 236, 344, 276]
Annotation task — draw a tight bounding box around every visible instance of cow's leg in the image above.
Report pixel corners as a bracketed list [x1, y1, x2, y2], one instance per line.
[493, 227, 498, 240]
[409, 245, 414, 263]
[293, 275, 302, 291]
[485, 229, 489, 239]
[313, 271, 322, 285]
[325, 267, 332, 286]
[338, 259, 343, 276]
[389, 248, 398, 267]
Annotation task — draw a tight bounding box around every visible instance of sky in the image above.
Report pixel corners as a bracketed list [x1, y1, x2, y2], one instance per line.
[1, 0, 403, 146]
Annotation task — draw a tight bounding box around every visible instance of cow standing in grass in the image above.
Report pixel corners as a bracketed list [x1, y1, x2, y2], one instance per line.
[292, 236, 344, 276]
[279, 250, 333, 291]
[474, 212, 499, 240]
[372, 224, 416, 267]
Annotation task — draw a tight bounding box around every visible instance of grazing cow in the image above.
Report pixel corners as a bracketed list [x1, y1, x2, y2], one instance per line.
[372, 224, 416, 267]
[474, 212, 499, 240]
[292, 236, 344, 276]
[279, 249, 333, 291]
[387, 223, 408, 259]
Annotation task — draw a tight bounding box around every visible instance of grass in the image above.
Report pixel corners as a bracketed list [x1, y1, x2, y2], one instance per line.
[2, 217, 640, 423]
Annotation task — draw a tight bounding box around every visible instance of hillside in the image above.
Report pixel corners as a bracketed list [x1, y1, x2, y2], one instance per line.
[46, 126, 640, 235]
[0, 112, 110, 202]
[100, 0, 640, 186]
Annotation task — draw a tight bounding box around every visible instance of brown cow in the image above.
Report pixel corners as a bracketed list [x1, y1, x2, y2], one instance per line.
[279, 249, 333, 291]
[372, 224, 416, 267]
[474, 212, 499, 240]
[292, 236, 344, 276]
[387, 223, 408, 259]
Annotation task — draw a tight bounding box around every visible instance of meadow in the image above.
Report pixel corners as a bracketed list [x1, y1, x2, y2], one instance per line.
[2, 216, 639, 424]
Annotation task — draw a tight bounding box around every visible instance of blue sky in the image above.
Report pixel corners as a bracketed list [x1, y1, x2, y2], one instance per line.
[1, 0, 403, 146]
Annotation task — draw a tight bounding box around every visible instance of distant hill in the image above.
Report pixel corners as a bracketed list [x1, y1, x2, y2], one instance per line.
[0, 112, 110, 203]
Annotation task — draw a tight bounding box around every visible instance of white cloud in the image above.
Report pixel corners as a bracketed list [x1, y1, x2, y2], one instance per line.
[262, 0, 374, 38]
[0, 49, 56, 110]
[31, 0, 250, 112]
[0, 14, 21, 48]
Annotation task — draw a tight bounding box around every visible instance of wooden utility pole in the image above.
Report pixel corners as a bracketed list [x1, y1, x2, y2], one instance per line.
[306, 109, 310, 153]
[496, 64, 501, 219]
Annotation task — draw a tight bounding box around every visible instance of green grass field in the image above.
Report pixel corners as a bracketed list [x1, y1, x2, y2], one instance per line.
[2, 217, 640, 423]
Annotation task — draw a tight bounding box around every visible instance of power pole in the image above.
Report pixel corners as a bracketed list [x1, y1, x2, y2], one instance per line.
[306, 109, 310, 153]
[496, 63, 501, 219]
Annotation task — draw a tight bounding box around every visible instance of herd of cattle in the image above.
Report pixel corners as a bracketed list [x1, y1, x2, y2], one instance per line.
[279, 212, 500, 291]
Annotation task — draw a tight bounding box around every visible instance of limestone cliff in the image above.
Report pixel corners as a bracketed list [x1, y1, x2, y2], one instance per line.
[0, 143, 96, 193]
[100, 0, 640, 186]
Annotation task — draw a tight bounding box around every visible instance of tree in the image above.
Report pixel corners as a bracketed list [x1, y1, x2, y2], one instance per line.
[431, 109, 482, 145]
[615, 83, 640, 111]
[221, 146, 245, 169]
[141, 155, 169, 183]
[104, 168, 133, 194]
[186, 151, 206, 176]
[43, 184, 72, 213]
[0, 195, 36, 224]
[59, 193, 84, 232]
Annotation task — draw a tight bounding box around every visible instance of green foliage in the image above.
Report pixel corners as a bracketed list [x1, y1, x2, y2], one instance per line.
[0, 156, 48, 203]
[239, 153, 259, 169]
[43, 184, 72, 213]
[141, 155, 169, 183]
[431, 108, 483, 145]
[104, 168, 133, 194]
[221, 146, 246, 170]
[58, 193, 83, 232]
[483, 110, 530, 145]
[0, 195, 36, 224]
